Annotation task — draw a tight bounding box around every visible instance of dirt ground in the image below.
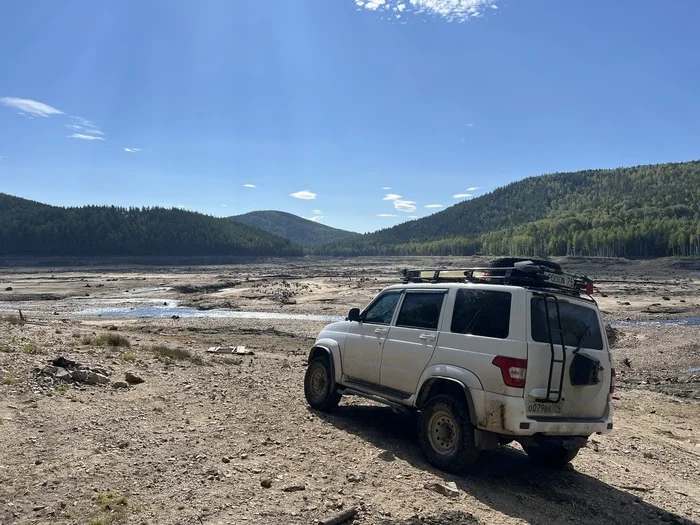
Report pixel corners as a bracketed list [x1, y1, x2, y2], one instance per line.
[1, 256, 699, 525]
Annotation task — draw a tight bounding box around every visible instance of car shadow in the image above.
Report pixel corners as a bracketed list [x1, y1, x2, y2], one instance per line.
[314, 404, 691, 525]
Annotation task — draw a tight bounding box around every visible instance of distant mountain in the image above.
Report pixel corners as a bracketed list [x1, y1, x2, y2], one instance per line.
[0, 194, 303, 257]
[229, 210, 358, 246]
[319, 160, 700, 258]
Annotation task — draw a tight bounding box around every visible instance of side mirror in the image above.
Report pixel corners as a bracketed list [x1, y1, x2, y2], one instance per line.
[347, 308, 362, 322]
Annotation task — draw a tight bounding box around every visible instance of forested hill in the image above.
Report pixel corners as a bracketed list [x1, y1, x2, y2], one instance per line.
[318, 160, 700, 257]
[0, 194, 303, 257]
[229, 211, 358, 246]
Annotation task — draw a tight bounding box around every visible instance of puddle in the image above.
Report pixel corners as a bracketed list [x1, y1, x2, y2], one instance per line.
[689, 367, 700, 373]
[125, 287, 171, 294]
[75, 304, 344, 323]
[611, 317, 700, 327]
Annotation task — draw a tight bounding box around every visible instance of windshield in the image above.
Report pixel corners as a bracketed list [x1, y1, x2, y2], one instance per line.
[531, 297, 603, 350]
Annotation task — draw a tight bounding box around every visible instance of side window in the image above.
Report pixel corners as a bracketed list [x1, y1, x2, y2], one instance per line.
[451, 289, 511, 339]
[362, 292, 401, 325]
[396, 292, 445, 331]
[531, 298, 603, 350]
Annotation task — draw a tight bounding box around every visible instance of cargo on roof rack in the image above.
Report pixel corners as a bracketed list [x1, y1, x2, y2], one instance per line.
[401, 260, 594, 297]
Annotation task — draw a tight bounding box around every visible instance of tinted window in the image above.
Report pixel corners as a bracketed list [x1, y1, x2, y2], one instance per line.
[531, 297, 603, 350]
[451, 289, 511, 339]
[396, 292, 445, 330]
[362, 292, 401, 325]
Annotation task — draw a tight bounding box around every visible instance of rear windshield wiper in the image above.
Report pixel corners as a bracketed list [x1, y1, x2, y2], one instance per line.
[573, 324, 592, 354]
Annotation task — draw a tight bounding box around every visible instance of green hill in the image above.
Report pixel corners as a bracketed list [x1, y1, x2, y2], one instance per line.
[229, 210, 358, 246]
[319, 160, 700, 257]
[0, 194, 303, 257]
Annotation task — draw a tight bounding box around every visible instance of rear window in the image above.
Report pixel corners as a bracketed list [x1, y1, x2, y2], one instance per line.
[531, 297, 603, 350]
[451, 289, 511, 339]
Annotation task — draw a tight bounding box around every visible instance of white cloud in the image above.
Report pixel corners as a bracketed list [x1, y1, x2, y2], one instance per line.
[68, 133, 104, 141]
[453, 193, 473, 199]
[383, 193, 402, 201]
[408, 215, 418, 218]
[312, 209, 323, 214]
[221, 204, 228, 207]
[394, 199, 417, 213]
[467, 123, 474, 127]
[425, 204, 444, 208]
[0, 97, 64, 118]
[354, 0, 498, 21]
[290, 189, 317, 200]
[66, 116, 103, 138]
[306, 215, 324, 222]
[377, 213, 399, 217]
[466, 186, 481, 191]
[124, 147, 142, 153]
[243, 184, 256, 188]
[382, 186, 391, 190]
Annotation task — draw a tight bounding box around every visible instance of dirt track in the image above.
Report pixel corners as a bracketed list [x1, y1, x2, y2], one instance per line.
[1, 257, 699, 525]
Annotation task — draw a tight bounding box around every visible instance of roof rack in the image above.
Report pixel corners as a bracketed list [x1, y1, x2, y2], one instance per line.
[401, 261, 594, 297]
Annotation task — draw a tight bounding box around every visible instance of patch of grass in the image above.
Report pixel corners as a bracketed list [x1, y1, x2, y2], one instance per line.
[88, 518, 106, 525]
[22, 344, 37, 354]
[213, 356, 243, 366]
[29, 402, 38, 409]
[96, 491, 128, 510]
[121, 352, 136, 362]
[62, 511, 73, 518]
[2, 314, 25, 326]
[56, 383, 68, 394]
[2, 377, 18, 386]
[93, 333, 131, 348]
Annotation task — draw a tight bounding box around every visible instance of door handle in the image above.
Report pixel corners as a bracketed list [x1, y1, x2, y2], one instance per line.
[419, 333, 436, 341]
[374, 328, 389, 335]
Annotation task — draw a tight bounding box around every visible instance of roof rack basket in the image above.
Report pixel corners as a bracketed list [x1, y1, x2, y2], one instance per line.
[401, 261, 594, 297]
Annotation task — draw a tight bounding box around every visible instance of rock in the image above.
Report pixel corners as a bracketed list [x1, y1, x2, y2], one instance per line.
[70, 370, 88, 382]
[662, 296, 671, 301]
[112, 381, 129, 389]
[222, 456, 230, 464]
[261, 479, 272, 488]
[32, 505, 46, 512]
[282, 484, 306, 492]
[424, 481, 460, 498]
[125, 372, 144, 385]
[346, 473, 363, 483]
[240, 453, 248, 459]
[84, 372, 109, 385]
[34, 459, 43, 465]
[108, 325, 119, 331]
[55, 369, 73, 382]
[5, 287, 12, 291]
[643, 451, 654, 459]
[171, 315, 180, 320]
[40, 366, 59, 376]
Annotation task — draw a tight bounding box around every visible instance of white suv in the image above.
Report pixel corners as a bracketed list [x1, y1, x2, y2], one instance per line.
[304, 260, 614, 473]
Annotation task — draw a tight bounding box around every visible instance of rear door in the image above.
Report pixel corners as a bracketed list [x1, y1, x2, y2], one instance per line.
[379, 290, 447, 394]
[526, 294, 611, 419]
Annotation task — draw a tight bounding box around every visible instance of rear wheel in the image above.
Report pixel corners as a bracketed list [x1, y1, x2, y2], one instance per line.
[418, 394, 479, 473]
[523, 443, 581, 467]
[304, 356, 341, 412]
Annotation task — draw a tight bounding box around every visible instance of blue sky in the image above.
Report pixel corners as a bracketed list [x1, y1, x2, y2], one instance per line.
[1, 0, 699, 233]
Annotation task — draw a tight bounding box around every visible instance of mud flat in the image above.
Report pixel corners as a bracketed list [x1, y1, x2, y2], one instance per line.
[1, 256, 699, 524]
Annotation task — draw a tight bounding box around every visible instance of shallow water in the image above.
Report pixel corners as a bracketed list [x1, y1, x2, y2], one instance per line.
[75, 303, 344, 323]
[610, 317, 700, 327]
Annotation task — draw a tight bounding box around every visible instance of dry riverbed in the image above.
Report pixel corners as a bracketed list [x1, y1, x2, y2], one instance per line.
[0, 256, 699, 525]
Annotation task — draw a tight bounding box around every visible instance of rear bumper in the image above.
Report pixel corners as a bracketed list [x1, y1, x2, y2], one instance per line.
[471, 390, 613, 437]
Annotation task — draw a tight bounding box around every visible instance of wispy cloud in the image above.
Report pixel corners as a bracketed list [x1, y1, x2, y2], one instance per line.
[355, 0, 498, 21]
[0, 97, 64, 118]
[382, 193, 401, 201]
[467, 123, 474, 127]
[466, 186, 481, 191]
[377, 213, 399, 217]
[382, 186, 392, 190]
[307, 215, 324, 222]
[66, 116, 103, 138]
[453, 193, 473, 199]
[425, 204, 444, 208]
[69, 133, 104, 141]
[124, 147, 142, 153]
[312, 209, 323, 214]
[394, 199, 417, 212]
[243, 184, 256, 188]
[290, 189, 317, 200]
[221, 204, 228, 207]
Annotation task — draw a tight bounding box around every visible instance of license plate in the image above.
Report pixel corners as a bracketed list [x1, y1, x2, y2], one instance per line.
[544, 271, 574, 288]
[528, 402, 563, 415]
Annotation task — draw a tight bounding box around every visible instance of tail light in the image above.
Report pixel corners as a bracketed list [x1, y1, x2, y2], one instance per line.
[492, 356, 527, 388]
[610, 368, 616, 394]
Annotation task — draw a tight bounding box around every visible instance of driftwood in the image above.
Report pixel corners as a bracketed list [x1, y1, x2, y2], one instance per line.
[318, 507, 358, 525]
[18, 309, 25, 322]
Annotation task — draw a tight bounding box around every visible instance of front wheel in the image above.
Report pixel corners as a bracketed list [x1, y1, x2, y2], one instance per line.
[304, 356, 341, 412]
[523, 443, 581, 467]
[418, 394, 479, 473]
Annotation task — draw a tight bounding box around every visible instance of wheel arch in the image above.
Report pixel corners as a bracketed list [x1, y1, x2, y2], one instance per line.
[416, 376, 478, 427]
[308, 340, 342, 387]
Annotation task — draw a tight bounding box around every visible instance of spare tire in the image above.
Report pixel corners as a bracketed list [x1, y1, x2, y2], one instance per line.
[489, 257, 562, 273]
